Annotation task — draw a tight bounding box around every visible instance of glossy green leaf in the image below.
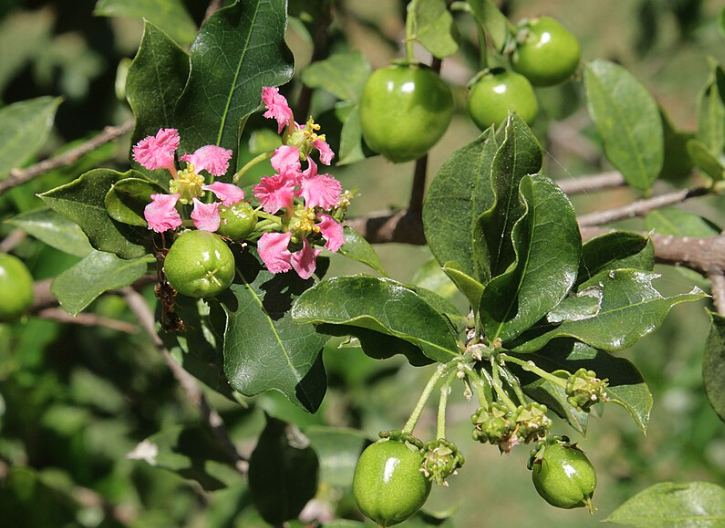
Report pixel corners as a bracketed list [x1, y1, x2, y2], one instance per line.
[221, 251, 328, 413]
[301, 51, 370, 104]
[408, 0, 459, 58]
[126, 21, 189, 181]
[414, 286, 465, 334]
[39, 169, 151, 259]
[606, 482, 725, 527]
[512, 270, 707, 353]
[687, 139, 725, 181]
[704, 311, 725, 423]
[6, 207, 93, 257]
[578, 231, 654, 288]
[442, 263, 484, 309]
[292, 276, 460, 363]
[248, 415, 319, 525]
[174, 0, 294, 158]
[476, 114, 543, 281]
[547, 289, 602, 323]
[94, 0, 197, 46]
[585, 60, 663, 192]
[51, 250, 150, 316]
[105, 177, 166, 226]
[479, 174, 581, 344]
[423, 128, 498, 281]
[0, 97, 61, 180]
[659, 108, 695, 182]
[338, 226, 386, 276]
[467, 0, 512, 52]
[337, 103, 367, 165]
[305, 426, 369, 489]
[696, 58, 725, 156]
[412, 259, 460, 301]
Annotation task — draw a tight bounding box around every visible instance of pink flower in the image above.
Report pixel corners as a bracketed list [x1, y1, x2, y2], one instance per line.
[144, 193, 182, 232]
[253, 174, 296, 214]
[191, 199, 220, 232]
[271, 145, 302, 182]
[203, 182, 244, 206]
[180, 145, 232, 176]
[258, 232, 293, 274]
[317, 214, 344, 252]
[262, 87, 294, 134]
[290, 238, 321, 280]
[314, 139, 335, 165]
[133, 129, 180, 171]
[298, 159, 342, 210]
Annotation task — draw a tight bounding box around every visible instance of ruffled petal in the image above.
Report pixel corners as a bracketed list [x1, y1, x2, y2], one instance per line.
[314, 139, 335, 165]
[317, 214, 344, 252]
[191, 198, 221, 232]
[253, 173, 295, 214]
[290, 238, 321, 280]
[258, 232, 293, 274]
[144, 193, 182, 232]
[262, 87, 294, 134]
[298, 159, 342, 210]
[203, 182, 244, 206]
[133, 128, 180, 171]
[271, 145, 302, 183]
[180, 145, 232, 176]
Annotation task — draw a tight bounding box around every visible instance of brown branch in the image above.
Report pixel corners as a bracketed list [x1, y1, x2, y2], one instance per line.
[557, 171, 626, 195]
[0, 230, 27, 253]
[0, 120, 134, 197]
[204, 0, 224, 24]
[709, 270, 725, 315]
[346, 209, 426, 245]
[36, 308, 138, 334]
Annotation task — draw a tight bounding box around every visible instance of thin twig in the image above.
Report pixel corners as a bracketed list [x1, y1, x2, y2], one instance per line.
[557, 171, 626, 195]
[709, 270, 725, 315]
[36, 308, 139, 334]
[204, 0, 224, 24]
[0, 120, 134, 197]
[0, 230, 27, 253]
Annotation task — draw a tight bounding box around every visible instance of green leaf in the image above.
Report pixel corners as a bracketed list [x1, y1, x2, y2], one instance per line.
[605, 482, 725, 527]
[319, 324, 434, 366]
[696, 58, 725, 156]
[476, 114, 543, 281]
[248, 415, 319, 525]
[479, 174, 581, 344]
[126, 21, 190, 181]
[6, 207, 93, 257]
[423, 128, 498, 281]
[94, 0, 197, 46]
[704, 311, 725, 423]
[305, 426, 369, 489]
[578, 231, 654, 288]
[338, 226, 387, 276]
[0, 466, 79, 526]
[174, 0, 294, 158]
[300, 51, 370, 104]
[414, 286, 466, 334]
[659, 108, 695, 182]
[412, 259, 461, 302]
[546, 289, 602, 323]
[0, 97, 61, 181]
[292, 276, 460, 363]
[442, 263, 484, 309]
[39, 169, 151, 259]
[221, 250, 328, 413]
[337, 103, 367, 165]
[720, 7, 725, 43]
[512, 270, 707, 353]
[408, 0, 459, 58]
[584, 60, 663, 192]
[51, 251, 150, 316]
[104, 177, 166, 226]
[466, 0, 512, 52]
[687, 139, 725, 182]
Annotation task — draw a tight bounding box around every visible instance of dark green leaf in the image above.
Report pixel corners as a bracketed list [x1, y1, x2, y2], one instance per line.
[221, 250, 328, 413]
[248, 415, 319, 525]
[0, 466, 78, 527]
[466, 0, 512, 52]
[479, 174, 581, 344]
[408, 0, 459, 58]
[695, 58, 725, 156]
[412, 259, 461, 301]
[174, 0, 294, 158]
[337, 103, 367, 165]
[605, 482, 725, 527]
[292, 276, 460, 363]
[423, 128, 498, 280]
[441, 262, 484, 310]
[300, 51, 370, 104]
[578, 231, 654, 288]
[51, 251, 150, 316]
[6, 207, 93, 257]
[338, 226, 386, 275]
[0, 97, 61, 180]
[305, 426, 369, 489]
[512, 270, 706, 353]
[547, 289, 602, 323]
[39, 169, 152, 259]
[94, 0, 197, 46]
[104, 177, 166, 226]
[704, 311, 725, 423]
[414, 286, 466, 334]
[584, 60, 663, 192]
[687, 139, 725, 182]
[659, 108, 695, 182]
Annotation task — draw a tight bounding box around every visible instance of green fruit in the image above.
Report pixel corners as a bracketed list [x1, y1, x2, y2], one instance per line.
[531, 441, 597, 511]
[467, 68, 539, 130]
[217, 202, 256, 241]
[164, 230, 235, 298]
[512, 16, 581, 87]
[360, 62, 454, 163]
[0, 253, 34, 321]
[353, 439, 432, 527]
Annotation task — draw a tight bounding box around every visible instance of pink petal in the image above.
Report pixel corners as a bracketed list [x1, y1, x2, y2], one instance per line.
[298, 159, 342, 210]
[314, 139, 335, 165]
[253, 174, 296, 214]
[203, 182, 244, 206]
[191, 198, 221, 232]
[317, 214, 344, 252]
[180, 145, 232, 176]
[290, 238, 321, 280]
[271, 145, 302, 182]
[262, 87, 294, 134]
[258, 232, 293, 274]
[144, 193, 182, 232]
[133, 128, 180, 171]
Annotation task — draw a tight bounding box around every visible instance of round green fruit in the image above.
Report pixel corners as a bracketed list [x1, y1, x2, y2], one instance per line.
[360, 62, 454, 163]
[216, 202, 256, 241]
[164, 230, 235, 298]
[353, 439, 432, 527]
[0, 253, 34, 321]
[512, 16, 581, 87]
[531, 441, 596, 511]
[467, 69, 539, 130]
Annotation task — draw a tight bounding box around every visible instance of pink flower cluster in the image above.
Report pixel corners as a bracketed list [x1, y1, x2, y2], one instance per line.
[133, 129, 242, 233]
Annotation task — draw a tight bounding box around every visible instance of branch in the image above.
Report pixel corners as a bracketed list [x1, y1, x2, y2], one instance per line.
[204, 0, 223, 23]
[346, 209, 426, 245]
[709, 270, 725, 315]
[36, 308, 139, 334]
[557, 171, 625, 195]
[0, 120, 134, 197]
